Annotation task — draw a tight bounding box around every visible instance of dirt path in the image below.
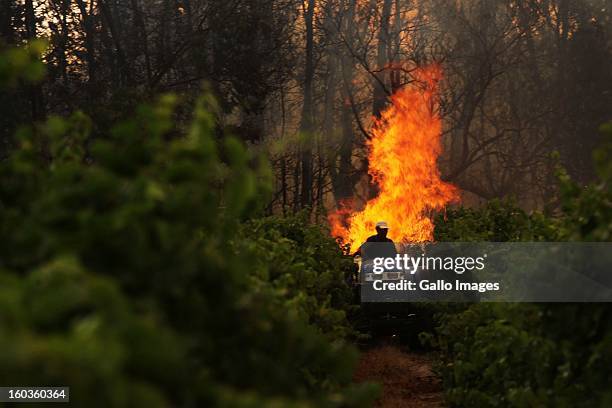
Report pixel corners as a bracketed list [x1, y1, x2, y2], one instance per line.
[354, 345, 445, 407]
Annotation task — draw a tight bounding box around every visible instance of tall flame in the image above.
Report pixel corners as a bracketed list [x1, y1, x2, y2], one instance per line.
[329, 65, 459, 251]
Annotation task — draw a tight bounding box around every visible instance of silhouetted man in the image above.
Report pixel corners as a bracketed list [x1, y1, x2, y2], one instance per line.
[353, 221, 396, 257]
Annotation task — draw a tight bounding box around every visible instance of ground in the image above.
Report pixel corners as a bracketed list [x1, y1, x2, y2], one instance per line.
[354, 345, 445, 407]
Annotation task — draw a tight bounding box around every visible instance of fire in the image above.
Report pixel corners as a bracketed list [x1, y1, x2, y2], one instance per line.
[329, 65, 459, 251]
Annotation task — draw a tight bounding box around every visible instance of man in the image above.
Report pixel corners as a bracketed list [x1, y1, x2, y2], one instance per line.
[352, 221, 396, 257]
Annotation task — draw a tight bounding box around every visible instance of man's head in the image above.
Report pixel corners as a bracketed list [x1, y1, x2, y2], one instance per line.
[375, 221, 389, 238]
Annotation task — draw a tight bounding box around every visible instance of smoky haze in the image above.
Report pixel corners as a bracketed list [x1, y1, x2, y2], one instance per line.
[1, 0, 611, 213]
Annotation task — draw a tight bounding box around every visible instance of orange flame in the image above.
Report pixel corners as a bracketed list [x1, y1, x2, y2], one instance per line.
[329, 65, 459, 251]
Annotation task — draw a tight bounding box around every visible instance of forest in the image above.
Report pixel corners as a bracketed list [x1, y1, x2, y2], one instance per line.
[0, 0, 611, 406]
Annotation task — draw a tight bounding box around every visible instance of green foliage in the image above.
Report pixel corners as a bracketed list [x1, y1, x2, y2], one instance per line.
[430, 124, 612, 407]
[235, 214, 357, 340]
[0, 39, 47, 86]
[0, 256, 196, 407]
[431, 302, 612, 407]
[555, 122, 612, 241]
[0, 45, 376, 407]
[434, 200, 560, 242]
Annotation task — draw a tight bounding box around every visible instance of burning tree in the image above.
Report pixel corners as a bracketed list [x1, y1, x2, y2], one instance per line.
[329, 65, 459, 251]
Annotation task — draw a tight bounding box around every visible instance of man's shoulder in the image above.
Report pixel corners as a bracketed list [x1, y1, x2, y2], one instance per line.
[365, 235, 394, 243]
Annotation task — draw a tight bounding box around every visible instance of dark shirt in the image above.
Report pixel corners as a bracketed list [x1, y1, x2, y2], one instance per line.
[365, 234, 394, 243]
[353, 235, 396, 257]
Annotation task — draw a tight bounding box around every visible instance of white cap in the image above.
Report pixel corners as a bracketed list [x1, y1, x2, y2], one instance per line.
[375, 221, 389, 229]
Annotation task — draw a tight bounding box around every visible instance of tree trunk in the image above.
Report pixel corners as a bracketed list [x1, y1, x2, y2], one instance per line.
[0, 1, 15, 43]
[329, 0, 358, 203]
[75, 0, 98, 84]
[372, 0, 392, 118]
[299, 0, 315, 208]
[99, 0, 132, 86]
[24, 0, 45, 123]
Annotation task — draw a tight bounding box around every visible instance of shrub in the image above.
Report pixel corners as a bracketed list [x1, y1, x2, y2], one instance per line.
[430, 124, 612, 407]
[434, 199, 560, 242]
[0, 43, 377, 407]
[235, 213, 357, 340]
